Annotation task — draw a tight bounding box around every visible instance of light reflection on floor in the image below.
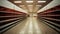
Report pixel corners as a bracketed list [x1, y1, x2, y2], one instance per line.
[3, 16, 58, 34]
[19, 16, 41, 34]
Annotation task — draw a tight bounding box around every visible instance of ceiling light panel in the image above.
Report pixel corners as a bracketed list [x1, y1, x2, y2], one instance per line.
[14, 1, 21, 3]
[38, 1, 46, 3]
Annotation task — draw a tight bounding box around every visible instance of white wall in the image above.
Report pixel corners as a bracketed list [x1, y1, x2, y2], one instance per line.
[0, 0, 27, 13]
[38, 0, 60, 13]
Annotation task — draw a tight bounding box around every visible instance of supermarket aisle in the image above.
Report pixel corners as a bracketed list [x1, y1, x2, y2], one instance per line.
[3, 17, 58, 34]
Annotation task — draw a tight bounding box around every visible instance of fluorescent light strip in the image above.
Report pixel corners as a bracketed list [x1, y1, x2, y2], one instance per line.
[14, 1, 46, 3]
[38, 1, 46, 3]
[14, 1, 21, 3]
[26, 1, 33, 3]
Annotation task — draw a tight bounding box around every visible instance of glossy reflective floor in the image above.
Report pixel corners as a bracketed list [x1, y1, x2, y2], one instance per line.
[3, 16, 58, 34]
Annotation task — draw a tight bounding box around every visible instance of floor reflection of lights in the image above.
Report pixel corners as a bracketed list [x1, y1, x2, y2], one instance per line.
[33, 17, 41, 34]
[28, 17, 33, 34]
[19, 17, 41, 34]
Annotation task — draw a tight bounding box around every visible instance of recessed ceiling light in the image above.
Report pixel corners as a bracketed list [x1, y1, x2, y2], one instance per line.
[26, 1, 33, 3]
[14, 1, 21, 3]
[36, 5, 42, 7]
[14, 1, 46, 3]
[38, 1, 46, 3]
